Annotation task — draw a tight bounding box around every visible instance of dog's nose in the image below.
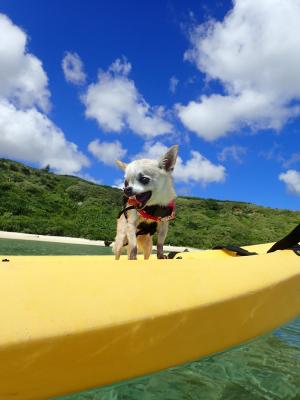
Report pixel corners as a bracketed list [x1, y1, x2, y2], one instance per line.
[124, 186, 134, 197]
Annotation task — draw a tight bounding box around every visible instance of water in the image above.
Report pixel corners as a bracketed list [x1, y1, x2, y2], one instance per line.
[56, 318, 300, 400]
[0, 238, 113, 255]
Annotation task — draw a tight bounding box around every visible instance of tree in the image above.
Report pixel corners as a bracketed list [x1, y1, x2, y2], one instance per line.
[42, 165, 50, 173]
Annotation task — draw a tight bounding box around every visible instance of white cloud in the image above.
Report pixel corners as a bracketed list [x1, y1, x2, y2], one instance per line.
[279, 170, 300, 196]
[175, 151, 225, 184]
[78, 173, 102, 185]
[82, 57, 173, 137]
[178, 0, 300, 140]
[169, 76, 179, 93]
[218, 145, 246, 163]
[88, 139, 127, 166]
[0, 14, 50, 111]
[283, 153, 300, 168]
[0, 99, 89, 174]
[133, 141, 225, 185]
[112, 178, 124, 189]
[259, 142, 284, 164]
[0, 14, 89, 174]
[62, 52, 86, 85]
[133, 141, 169, 161]
[109, 58, 132, 75]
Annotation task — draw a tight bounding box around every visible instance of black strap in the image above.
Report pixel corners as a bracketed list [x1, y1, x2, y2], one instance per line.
[118, 205, 174, 220]
[213, 245, 257, 256]
[167, 251, 180, 259]
[117, 205, 136, 219]
[118, 195, 175, 221]
[291, 245, 300, 256]
[267, 223, 300, 253]
[167, 249, 189, 259]
[142, 204, 174, 219]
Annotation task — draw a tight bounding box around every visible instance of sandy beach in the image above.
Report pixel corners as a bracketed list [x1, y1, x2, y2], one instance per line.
[0, 230, 200, 253]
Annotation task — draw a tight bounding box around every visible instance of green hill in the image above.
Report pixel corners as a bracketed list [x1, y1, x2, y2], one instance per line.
[0, 158, 299, 249]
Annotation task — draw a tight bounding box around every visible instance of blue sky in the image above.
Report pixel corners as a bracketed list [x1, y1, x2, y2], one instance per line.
[0, 0, 300, 211]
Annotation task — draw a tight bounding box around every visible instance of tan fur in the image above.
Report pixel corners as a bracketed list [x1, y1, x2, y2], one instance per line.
[137, 234, 152, 260]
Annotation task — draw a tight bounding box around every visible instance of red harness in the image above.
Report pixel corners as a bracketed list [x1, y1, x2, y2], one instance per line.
[138, 200, 176, 222]
[121, 197, 176, 222]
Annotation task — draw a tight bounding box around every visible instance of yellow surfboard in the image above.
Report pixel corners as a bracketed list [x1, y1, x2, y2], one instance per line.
[0, 244, 299, 400]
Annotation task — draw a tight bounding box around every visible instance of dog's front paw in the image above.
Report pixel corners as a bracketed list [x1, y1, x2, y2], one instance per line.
[157, 254, 167, 259]
[157, 244, 166, 259]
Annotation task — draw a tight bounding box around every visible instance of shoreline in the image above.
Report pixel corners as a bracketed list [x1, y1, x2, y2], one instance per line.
[0, 230, 201, 253]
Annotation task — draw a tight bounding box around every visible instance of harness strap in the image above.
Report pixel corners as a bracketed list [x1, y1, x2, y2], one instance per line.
[117, 205, 136, 219]
[118, 199, 175, 221]
[291, 245, 300, 256]
[138, 200, 175, 221]
[267, 223, 300, 254]
[213, 245, 258, 256]
[167, 249, 189, 259]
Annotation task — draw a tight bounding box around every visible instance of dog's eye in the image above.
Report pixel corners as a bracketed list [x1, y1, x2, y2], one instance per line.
[139, 176, 150, 185]
[124, 180, 129, 187]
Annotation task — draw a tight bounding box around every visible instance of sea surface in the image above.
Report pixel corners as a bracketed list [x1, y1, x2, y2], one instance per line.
[57, 318, 300, 400]
[0, 238, 112, 255]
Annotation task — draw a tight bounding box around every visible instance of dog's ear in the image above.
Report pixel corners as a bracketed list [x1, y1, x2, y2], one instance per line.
[115, 160, 128, 170]
[158, 145, 178, 172]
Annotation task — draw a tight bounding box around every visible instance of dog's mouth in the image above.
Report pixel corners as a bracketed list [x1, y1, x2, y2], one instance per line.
[128, 191, 152, 208]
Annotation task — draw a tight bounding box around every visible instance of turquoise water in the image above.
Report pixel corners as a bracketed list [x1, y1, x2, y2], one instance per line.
[57, 318, 300, 400]
[0, 238, 113, 255]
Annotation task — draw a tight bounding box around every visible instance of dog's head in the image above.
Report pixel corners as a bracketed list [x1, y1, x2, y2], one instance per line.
[116, 145, 178, 208]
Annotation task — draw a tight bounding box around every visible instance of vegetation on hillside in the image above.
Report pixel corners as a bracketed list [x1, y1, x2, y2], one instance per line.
[0, 158, 299, 249]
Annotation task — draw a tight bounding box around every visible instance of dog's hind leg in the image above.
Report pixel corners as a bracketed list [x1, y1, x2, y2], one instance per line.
[156, 221, 169, 259]
[137, 234, 152, 260]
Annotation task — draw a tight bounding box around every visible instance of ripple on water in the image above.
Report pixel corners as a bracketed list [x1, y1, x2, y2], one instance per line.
[56, 318, 300, 400]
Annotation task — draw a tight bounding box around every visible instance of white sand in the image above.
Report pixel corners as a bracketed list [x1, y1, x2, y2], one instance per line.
[0, 230, 200, 252]
[0, 230, 106, 246]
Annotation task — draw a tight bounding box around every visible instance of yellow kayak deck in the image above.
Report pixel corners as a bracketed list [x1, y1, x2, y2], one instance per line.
[0, 243, 299, 399]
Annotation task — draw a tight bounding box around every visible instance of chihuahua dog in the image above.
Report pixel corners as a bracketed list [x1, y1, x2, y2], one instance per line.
[113, 145, 178, 260]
